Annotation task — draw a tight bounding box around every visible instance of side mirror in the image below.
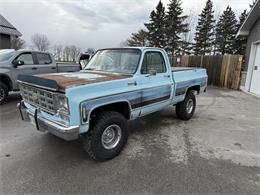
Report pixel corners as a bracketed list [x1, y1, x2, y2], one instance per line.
[13, 60, 24, 67]
[18, 60, 24, 66]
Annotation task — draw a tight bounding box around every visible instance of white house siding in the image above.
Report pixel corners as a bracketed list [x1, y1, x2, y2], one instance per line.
[241, 18, 260, 93]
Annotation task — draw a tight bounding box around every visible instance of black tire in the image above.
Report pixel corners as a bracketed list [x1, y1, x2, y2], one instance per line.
[0, 82, 9, 105]
[82, 111, 128, 161]
[176, 91, 196, 120]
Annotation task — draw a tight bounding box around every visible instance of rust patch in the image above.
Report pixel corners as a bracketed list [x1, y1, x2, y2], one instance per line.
[34, 72, 130, 91]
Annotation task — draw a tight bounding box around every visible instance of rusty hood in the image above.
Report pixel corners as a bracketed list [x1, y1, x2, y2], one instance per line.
[19, 71, 131, 92]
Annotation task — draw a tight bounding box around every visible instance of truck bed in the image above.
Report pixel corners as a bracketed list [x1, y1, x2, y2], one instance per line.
[172, 67, 208, 97]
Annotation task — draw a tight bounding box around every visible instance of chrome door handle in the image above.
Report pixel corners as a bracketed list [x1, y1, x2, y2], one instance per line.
[128, 80, 137, 86]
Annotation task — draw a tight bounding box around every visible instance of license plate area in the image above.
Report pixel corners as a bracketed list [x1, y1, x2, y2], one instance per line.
[28, 109, 42, 131]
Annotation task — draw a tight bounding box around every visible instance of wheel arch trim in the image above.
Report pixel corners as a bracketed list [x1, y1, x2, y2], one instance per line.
[80, 99, 132, 124]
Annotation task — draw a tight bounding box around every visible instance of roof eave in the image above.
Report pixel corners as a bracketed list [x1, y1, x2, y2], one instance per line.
[0, 31, 22, 37]
[236, 0, 260, 38]
[236, 30, 249, 38]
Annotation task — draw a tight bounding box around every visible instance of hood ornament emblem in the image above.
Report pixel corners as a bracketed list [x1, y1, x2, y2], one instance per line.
[31, 93, 38, 101]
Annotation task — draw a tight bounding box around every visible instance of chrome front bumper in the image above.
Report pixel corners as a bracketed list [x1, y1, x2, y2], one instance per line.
[18, 101, 79, 141]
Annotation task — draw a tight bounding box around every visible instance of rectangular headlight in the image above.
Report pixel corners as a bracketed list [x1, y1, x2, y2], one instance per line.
[58, 95, 68, 111]
[55, 95, 69, 118]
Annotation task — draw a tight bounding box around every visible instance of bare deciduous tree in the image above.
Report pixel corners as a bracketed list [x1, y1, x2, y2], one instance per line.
[31, 33, 50, 51]
[53, 45, 63, 61]
[69, 45, 81, 62]
[60, 45, 81, 62]
[11, 36, 25, 50]
[63, 46, 71, 61]
[118, 40, 128, 47]
[86, 48, 95, 54]
[178, 10, 196, 55]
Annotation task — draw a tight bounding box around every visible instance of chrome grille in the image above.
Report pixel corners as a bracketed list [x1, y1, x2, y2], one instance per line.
[19, 84, 56, 114]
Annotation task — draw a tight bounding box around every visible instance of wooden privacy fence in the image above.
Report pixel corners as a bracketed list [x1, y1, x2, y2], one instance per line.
[171, 55, 243, 90]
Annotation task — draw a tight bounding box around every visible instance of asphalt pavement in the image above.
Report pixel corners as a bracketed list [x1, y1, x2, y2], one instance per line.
[0, 88, 260, 194]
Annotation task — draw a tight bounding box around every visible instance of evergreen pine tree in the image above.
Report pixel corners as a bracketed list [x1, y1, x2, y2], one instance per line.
[165, 0, 189, 56]
[211, 18, 218, 55]
[249, 0, 257, 8]
[145, 1, 167, 48]
[178, 40, 192, 55]
[215, 6, 238, 54]
[193, 0, 215, 55]
[127, 29, 149, 47]
[233, 10, 248, 54]
[177, 12, 195, 55]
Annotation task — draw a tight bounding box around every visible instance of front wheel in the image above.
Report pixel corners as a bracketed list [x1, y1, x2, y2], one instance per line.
[82, 111, 128, 161]
[176, 91, 196, 120]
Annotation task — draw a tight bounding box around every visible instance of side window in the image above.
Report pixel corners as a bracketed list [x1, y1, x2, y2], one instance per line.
[36, 53, 52, 64]
[16, 53, 34, 65]
[141, 52, 166, 74]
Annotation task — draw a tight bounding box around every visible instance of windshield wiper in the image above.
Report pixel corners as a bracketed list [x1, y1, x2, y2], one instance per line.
[85, 68, 96, 70]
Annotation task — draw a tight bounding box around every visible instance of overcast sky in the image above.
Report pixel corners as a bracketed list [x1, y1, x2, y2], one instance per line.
[0, 0, 252, 51]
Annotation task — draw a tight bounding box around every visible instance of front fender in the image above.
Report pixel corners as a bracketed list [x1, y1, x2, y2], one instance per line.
[0, 68, 10, 74]
[0, 72, 13, 90]
[81, 99, 132, 124]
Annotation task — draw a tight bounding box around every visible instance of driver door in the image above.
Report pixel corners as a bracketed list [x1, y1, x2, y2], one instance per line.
[138, 50, 173, 116]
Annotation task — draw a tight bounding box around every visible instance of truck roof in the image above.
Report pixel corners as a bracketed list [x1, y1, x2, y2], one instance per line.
[0, 49, 51, 54]
[16, 49, 51, 54]
[99, 47, 165, 52]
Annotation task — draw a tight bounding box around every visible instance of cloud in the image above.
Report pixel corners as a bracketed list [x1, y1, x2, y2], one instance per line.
[48, 0, 152, 31]
[0, 0, 252, 50]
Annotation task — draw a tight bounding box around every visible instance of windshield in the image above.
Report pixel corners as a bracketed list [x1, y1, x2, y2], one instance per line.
[85, 49, 141, 74]
[0, 50, 15, 62]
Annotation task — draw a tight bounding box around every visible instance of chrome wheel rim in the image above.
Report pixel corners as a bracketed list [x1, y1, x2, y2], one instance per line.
[0, 87, 5, 102]
[101, 124, 122, 150]
[186, 99, 194, 114]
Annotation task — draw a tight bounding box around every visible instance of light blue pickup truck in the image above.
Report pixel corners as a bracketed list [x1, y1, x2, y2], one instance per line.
[18, 47, 207, 161]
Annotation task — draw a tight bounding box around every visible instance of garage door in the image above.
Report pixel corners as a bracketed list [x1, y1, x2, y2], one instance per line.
[250, 43, 260, 95]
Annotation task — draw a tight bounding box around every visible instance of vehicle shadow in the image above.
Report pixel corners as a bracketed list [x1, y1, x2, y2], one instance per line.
[37, 107, 179, 162]
[0, 93, 22, 113]
[128, 107, 179, 135]
[6, 92, 22, 104]
[39, 132, 92, 161]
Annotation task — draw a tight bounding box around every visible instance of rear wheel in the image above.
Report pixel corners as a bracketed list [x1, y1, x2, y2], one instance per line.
[82, 111, 128, 161]
[0, 82, 8, 105]
[176, 91, 196, 120]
